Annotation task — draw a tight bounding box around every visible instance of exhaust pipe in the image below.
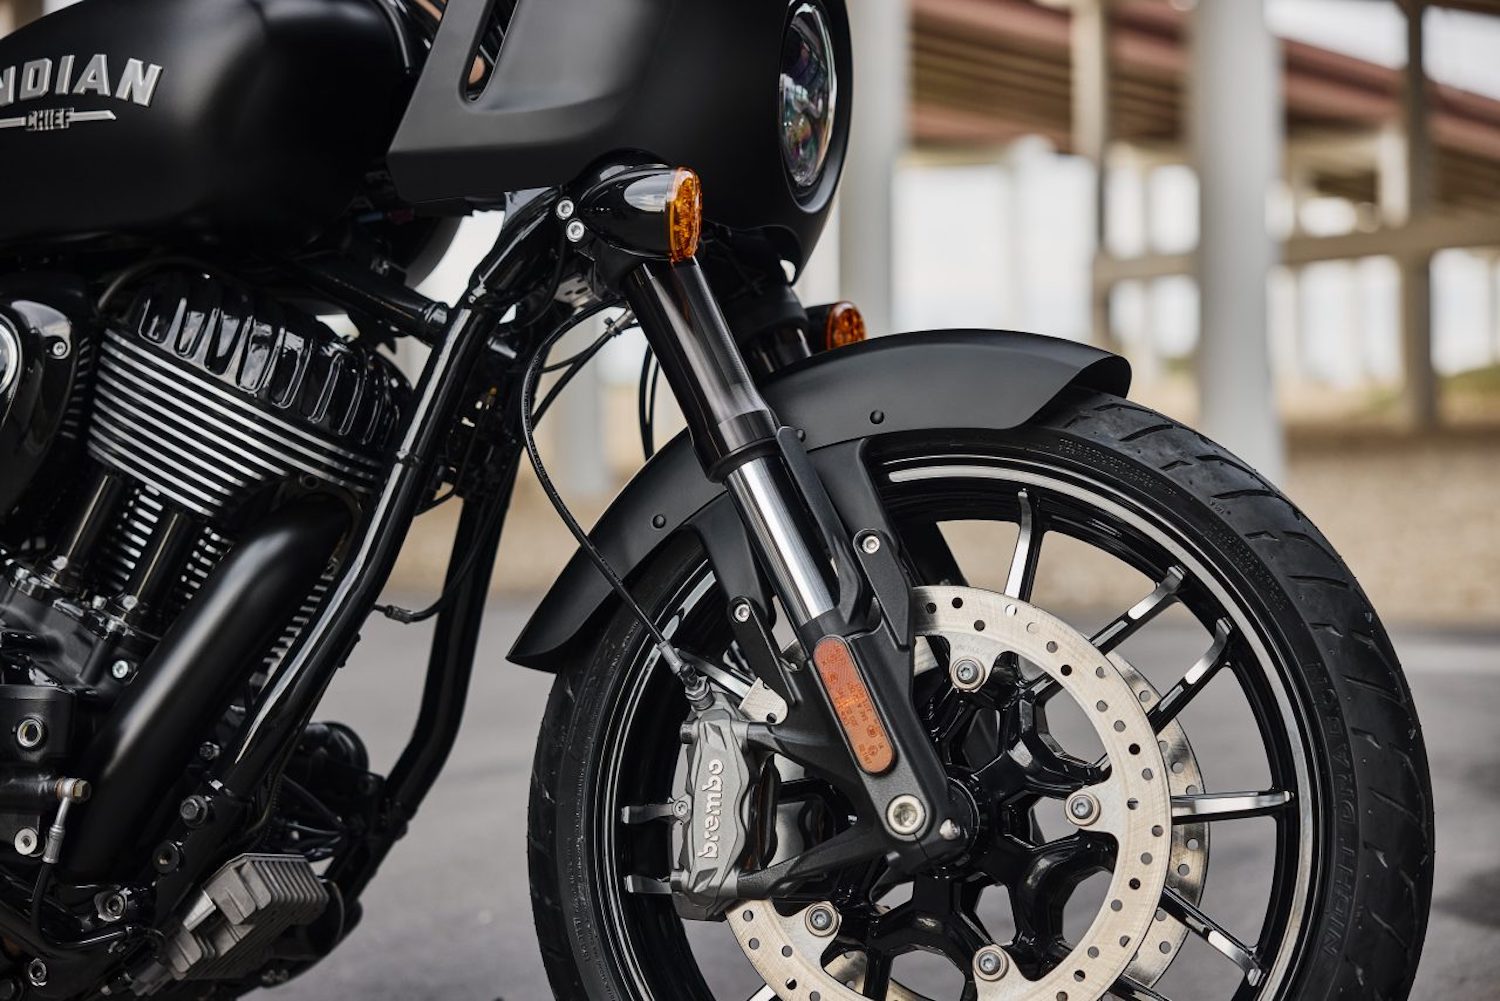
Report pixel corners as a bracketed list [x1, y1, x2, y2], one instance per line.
[64, 497, 350, 879]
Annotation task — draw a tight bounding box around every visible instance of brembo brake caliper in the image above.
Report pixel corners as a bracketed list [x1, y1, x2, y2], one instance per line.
[670, 690, 758, 920]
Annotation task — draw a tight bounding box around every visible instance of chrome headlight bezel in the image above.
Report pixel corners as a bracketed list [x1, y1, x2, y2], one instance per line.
[779, 1, 839, 200]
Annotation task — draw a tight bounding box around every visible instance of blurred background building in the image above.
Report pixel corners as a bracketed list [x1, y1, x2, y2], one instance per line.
[5, 0, 1499, 625]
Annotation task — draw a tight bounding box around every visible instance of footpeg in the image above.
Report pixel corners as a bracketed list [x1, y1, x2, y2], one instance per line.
[131, 853, 328, 994]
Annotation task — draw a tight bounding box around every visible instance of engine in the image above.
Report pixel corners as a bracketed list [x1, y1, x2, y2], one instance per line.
[0, 271, 407, 904]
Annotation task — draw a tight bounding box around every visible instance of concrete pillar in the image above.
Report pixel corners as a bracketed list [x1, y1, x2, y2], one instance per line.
[1073, 0, 1114, 350]
[550, 316, 611, 499]
[1493, 255, 1500, 364]
[1189, 0, 1285, 481]
[1392, 0, 1439, 429]
[1, 0, 43, 32]
[839, 0, 908, 336]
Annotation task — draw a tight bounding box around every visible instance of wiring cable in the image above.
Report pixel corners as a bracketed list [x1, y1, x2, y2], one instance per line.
[519, 311, 708, 705]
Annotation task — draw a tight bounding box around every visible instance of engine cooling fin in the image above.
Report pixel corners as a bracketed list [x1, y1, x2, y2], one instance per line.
[89, 273, 409, 521]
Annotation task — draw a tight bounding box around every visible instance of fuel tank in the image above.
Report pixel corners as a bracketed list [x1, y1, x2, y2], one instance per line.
[0, 0, 409, 250]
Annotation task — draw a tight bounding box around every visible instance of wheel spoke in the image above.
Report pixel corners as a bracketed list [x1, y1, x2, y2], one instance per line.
[1160, 887, 1265, 985]
[1148, 618, 1232, 732]
[1005, 488, 1042, 601]
[1172, 790, 1293, 823]
[861, 947, 893, 998]
[1090, 567, 1186, 654]
[1108, 972, 1174, 1001]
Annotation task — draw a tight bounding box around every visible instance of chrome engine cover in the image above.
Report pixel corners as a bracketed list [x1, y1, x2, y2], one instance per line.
[90, 273, 409, 521]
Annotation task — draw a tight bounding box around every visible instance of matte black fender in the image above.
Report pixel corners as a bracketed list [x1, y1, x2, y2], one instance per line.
[508, 329, 1130, 670]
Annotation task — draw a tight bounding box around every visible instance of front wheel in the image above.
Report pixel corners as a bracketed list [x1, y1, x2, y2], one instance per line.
[528, 390, 1433, 1001]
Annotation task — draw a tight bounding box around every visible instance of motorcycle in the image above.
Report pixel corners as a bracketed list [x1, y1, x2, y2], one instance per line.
[0, 0, 1433, 998]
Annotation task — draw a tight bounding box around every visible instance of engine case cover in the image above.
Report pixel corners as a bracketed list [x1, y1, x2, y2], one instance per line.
[0, 275, 89, 526]
[90, 273, 408, 521]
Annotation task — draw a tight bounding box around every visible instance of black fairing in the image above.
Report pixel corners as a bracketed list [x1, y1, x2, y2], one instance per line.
[0, 0, 409, 250]
[390, 0, 852, 273]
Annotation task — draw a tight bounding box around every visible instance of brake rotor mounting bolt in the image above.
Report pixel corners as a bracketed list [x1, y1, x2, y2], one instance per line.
[885, 794, 927, 837]
[565, 219, 587, 243]
[1066, 791, 1101, 828]
[951, 658, 983, 690]
[732, 601, 752, 623]
[860, 533, 881, 555]
[805, 903, 838, 937]
[974, 945, 1010, 982]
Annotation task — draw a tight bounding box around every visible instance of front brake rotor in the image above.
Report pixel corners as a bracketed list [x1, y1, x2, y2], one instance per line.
[729, 587, 1178, 1001]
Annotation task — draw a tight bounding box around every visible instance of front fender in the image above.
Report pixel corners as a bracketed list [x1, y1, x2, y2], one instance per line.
[508, 329, 1129, 669]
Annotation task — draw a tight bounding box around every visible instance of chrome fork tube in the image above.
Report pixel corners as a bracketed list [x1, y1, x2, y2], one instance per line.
[725, 459, 836, 624]
[626, 260, 838, 630]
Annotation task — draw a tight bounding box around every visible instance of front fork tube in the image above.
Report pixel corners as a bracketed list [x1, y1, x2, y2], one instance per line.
[624, 261, 963, 864]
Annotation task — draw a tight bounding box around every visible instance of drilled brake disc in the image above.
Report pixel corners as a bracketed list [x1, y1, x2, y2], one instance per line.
[730, 587, 1186, 1001]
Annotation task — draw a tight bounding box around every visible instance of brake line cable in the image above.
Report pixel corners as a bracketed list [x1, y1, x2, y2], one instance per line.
[519, 311, 709, 706]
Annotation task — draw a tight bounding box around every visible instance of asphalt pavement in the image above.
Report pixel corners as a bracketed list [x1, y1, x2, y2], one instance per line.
[261, 600, 1499, 1001]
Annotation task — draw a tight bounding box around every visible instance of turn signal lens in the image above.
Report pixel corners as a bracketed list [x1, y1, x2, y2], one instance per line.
[667, 168, 703, 263]
[812, 636, 894, 774]
[824, 301, 867, 350]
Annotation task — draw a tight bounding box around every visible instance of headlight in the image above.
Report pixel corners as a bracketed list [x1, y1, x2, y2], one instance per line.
[779, 2, 837, 194]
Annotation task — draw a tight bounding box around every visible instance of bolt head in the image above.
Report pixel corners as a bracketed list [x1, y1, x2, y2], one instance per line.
[556, 198, 576, 220]
[47, 340, 68, 359]
[953, 658, 982, 685]
[974, 945, 1009, 981]
[860, 533, 881, 554]
[13, 828, 37, 856]
[198, 742, 220, 762]
[25, 959, 46, 988]
[1066, 791, 1101, 827]
[732, 602, 752, 623]
[565, 219, 587, 242]
[885, 794, 927, 837]
[805, 903, 838, 936]
[110, 660, 134, 681]
[179, 796, 212, 828]
[938, 819, 963, 841]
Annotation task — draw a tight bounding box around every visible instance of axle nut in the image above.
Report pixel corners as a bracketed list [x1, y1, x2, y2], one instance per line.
[885, 794, 927, 837]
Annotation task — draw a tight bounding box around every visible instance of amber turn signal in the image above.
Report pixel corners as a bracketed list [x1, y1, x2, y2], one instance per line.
[812, 635, 894, 774]
[667, 168, 703, 263]
[822, 301, 867, 350]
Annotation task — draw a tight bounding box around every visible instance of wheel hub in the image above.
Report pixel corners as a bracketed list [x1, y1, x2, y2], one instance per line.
[730, 587, 1178, 1001]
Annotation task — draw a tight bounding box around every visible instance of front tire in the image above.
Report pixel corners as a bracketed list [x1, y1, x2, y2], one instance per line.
[528, 390, 1433, 1001]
